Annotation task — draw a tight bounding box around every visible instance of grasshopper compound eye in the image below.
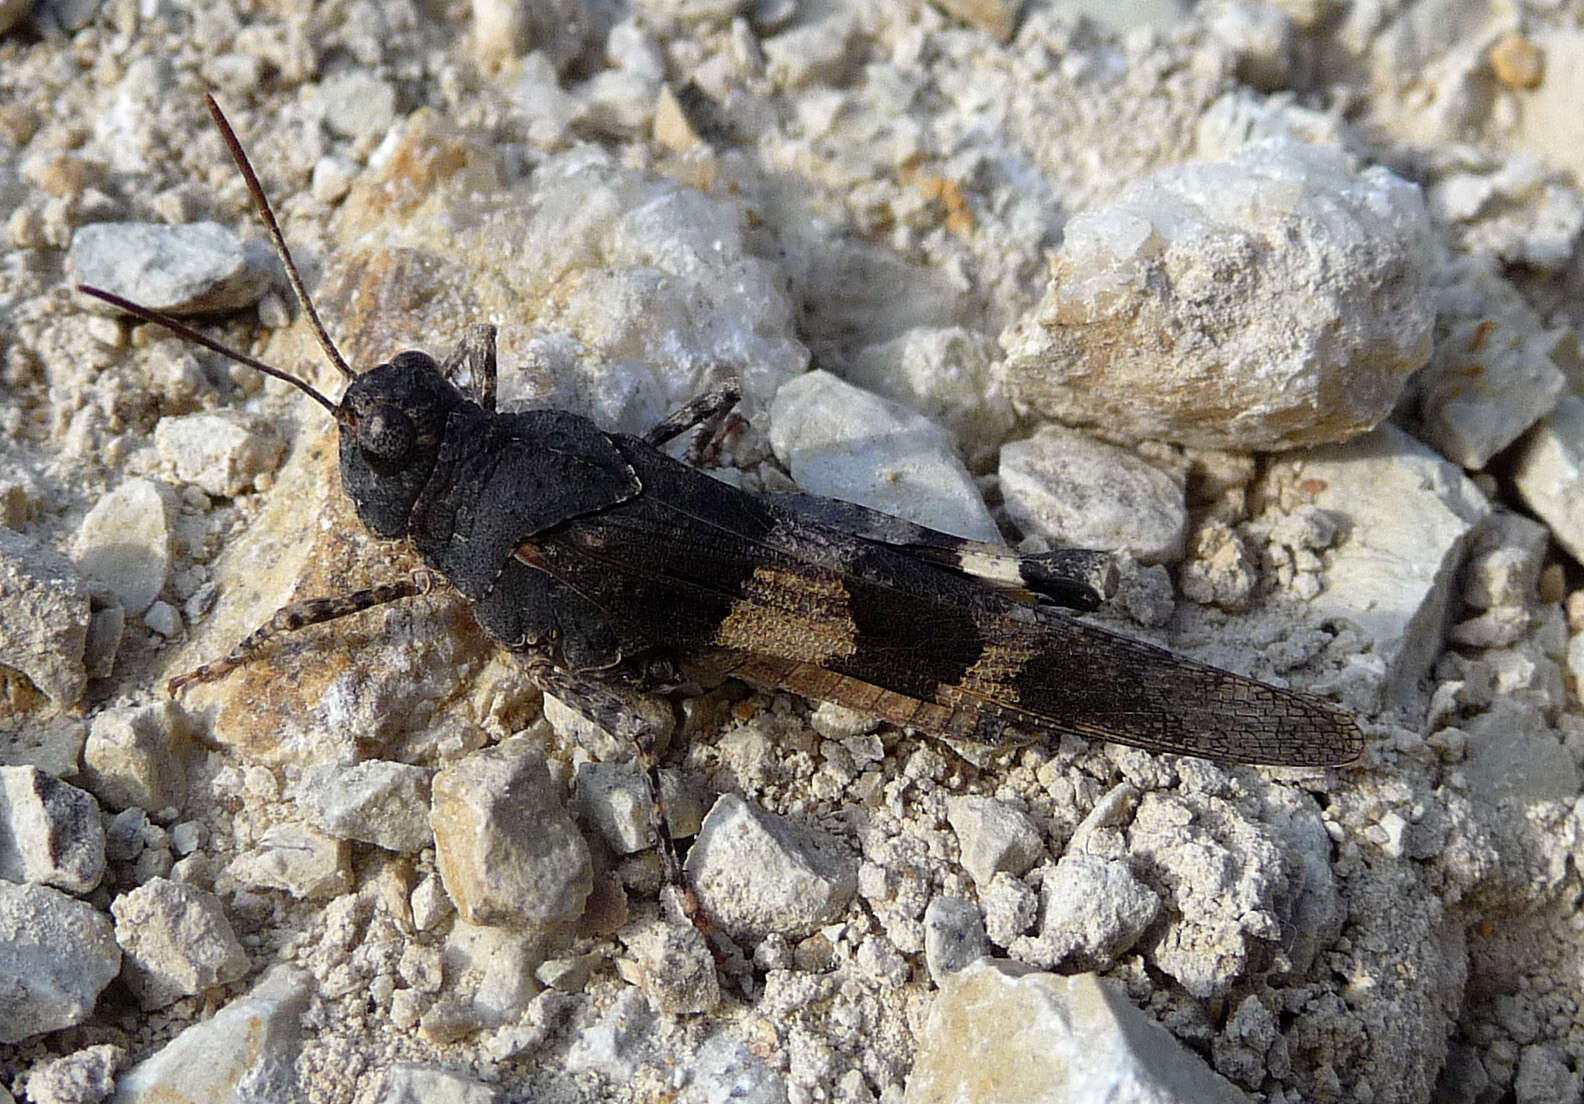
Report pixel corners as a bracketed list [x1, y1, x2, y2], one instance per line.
[359, 404, 417, 470]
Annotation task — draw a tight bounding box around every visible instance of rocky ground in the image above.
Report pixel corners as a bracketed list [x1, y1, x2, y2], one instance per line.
[2, 0, 1584, 1102]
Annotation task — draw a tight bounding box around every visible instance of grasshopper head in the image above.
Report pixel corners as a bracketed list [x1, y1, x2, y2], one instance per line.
[336, 351, 468, 538]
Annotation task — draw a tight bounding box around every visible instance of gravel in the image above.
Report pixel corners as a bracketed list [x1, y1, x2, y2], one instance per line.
[3, 3, 1584, 1102]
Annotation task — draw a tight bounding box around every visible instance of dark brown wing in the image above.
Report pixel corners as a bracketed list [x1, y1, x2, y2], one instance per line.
[517, 451, 1361, 768]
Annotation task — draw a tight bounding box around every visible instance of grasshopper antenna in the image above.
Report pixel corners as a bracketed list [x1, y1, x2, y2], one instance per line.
[204, 92, 356, 383]
[75, 285, 348, 424]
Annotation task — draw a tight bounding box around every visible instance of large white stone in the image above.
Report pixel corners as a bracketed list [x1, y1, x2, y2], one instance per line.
[685, 793, 857, 940]
[1280, 423, 1490, 709]
[769, 370, 999, 542]
[0, 883, 119, 1043]
[72, 478, 175, 616]
[1003, 138, 1433, 450]
[1513, 394, 1584, 566]
[1000, 425, 1186, 563]
[110, 967, 312, 1103]
[905, 960, 1248, 1103]
[430, 738, 592, 928]
[1417, 256, 1566, 470]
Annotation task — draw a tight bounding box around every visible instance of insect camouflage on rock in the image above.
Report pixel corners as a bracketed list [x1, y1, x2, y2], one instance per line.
[80, 97, 1362, 874]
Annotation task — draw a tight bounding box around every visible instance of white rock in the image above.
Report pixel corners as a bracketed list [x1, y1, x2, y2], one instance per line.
[110, 878, 250, 1009]
[506, 51, 582, 145]
[169, 821, 202, 855]
[373, 1064, 499, 1104]
[1195, 85, 1345, 160]
[574, 760, 654, 855]
[22, 1043, 123, 1104]
[979, 870, 1039, 947]
[1513, 394, 1584, 566]
[534, 955, 589, 993]
[1462, 510, 1551, 611]
[154, 411, 285, 498]
[110, 966, 312, 1102]
[809, 701, 880, 741]
[999, 426, 1186, 564]
[923, 895, 989, 982]
[1461, 699, 1580, 808]
[319, 70, 397, 141]
[1283, 423, 1490, 709]
[1417, 256, 1567, 469]
[434, 921, 543, 1032]
[690, 1033, 789, 1104]
[846, 326, 1015, 470]
[1428, 156, 1584, 272]
[0, 882, 120, 1044]
[577, 69, 660, 134]
[502, 145, 806, 423]
[904, 960, 1249, 1104]
[945, 796, 1044, 888]
[142, 600, 182, 638]
[1003, 137, 1434, 450]
[68, 222, 272, 317]
[685, 793, 858, 940]
[1068, 783, 1141, 850]
[605, 16, 664, 78]
[295, 760, 433, 853]
[1128, 792, 1286, 1000]
[311, 155, 359, 204]
[1012, 853, 1159, 972]
[81, 700, 191, 813]
[479, 990, 580, 1061]
[71, 478, 175, 616]
[564, 987, 655, 1081]
[762, 6, 858, 87]
[621, 919, 720, 1014]
[225, 822, 353, 899]
[430, 738, 592, 927]
[0, 527, 92, 705]
[769, 370, 999, 542]
[411, 872, 452, 931]
[0, 766, 105, 893]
